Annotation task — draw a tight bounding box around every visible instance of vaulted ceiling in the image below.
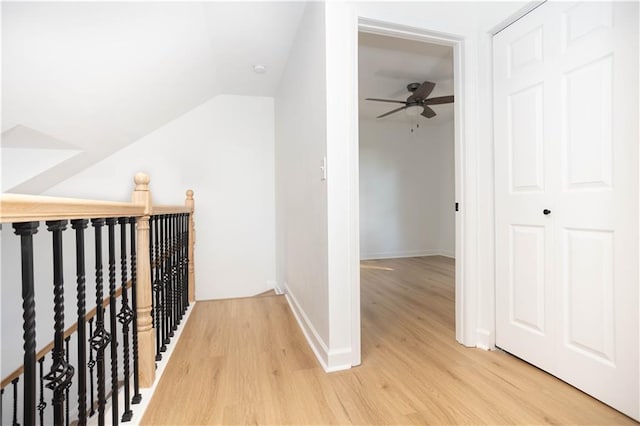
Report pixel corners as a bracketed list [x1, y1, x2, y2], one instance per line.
[2, 1, 305, 193]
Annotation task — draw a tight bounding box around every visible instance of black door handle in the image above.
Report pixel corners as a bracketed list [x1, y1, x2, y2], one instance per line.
[543, 209, 551, 215]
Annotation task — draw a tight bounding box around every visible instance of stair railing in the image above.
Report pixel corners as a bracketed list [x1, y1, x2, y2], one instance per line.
[0, 172, 195, 425]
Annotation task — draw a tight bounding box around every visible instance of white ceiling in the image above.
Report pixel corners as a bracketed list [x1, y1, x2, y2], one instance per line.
[1, 1, 305, 193]
[358, 32, 454, 125]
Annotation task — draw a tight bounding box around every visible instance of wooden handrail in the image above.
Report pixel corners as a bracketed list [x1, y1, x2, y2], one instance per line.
[1, 281, 132, 389]
[0, 194, 144, 223]
[151, 205, 191, 215]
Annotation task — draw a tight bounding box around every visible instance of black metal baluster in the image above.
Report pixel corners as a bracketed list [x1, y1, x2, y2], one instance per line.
[1, 386, 4, 425]
[180, 213, 189, 317]
[172, 214, 180, 331]
[169, 214, 176, 337]
[65, 336, 70, 426]
[71, 218, 88, 426]
[129, 217, 142, 405]
[183, 214, 188, 313]
[90, 219, 110, 426]
[185, 213, 189, 312]
[44, 220, 74, 426]
[149, 215, 156, 361]
[105, 218, 119, 426]
[163, 215, 171, 344]
[37, 357, 45, 426]
[117, 218, 134, 422]
[152, 216, 163, 359]
[13, 221, 39, 426]
[160, 215, 168, 351]
[87, 318, 95, 418]
[11, 378, 19, 426]
[176, 213, 182, 324]
[184, 214, 190, 312]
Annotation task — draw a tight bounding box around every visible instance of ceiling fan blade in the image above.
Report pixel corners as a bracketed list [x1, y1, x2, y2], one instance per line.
[377, 106, 408, 118]
[421, 106, 437, 118]
[365, 98, 407, 104]
[408, 81, 436, 101]
[424, 95, 454, 105]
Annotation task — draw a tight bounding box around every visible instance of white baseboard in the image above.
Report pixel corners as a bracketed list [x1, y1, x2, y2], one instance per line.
[284, 285, 352, 373]
[274, 280, 286, 295]
[476, 328, 494, 351]
[360, 249, 455, 260]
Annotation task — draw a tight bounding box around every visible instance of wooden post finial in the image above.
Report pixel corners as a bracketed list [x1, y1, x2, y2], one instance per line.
[134, 173, 150, 191]
[132, 172, 152, 215]
[185, 189, 194, 200]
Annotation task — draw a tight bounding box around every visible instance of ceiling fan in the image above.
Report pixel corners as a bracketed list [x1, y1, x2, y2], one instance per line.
[366, 81, 454, 119]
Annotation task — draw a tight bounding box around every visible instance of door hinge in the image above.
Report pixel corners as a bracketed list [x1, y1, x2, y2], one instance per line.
[455, 202, 459, 212]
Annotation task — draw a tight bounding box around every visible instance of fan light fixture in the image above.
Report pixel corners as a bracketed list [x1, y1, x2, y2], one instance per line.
[405, 105, 422, 117]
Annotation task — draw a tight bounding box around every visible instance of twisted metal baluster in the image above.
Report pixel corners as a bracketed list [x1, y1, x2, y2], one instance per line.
[160, 215, 168, 351]
[117, 217, 134, 422]
[152, 215, 163, 359]
[129, 217, 142, 404]
[13, 221, 39, 426]
[90, 219, 110, 426]
[105, 217, 119, 426]
[184, 213, 190, 311]
[176, 213, 182, 325]
[65, 336, 70, 426]
[182, 214, 188, 314]
[71, 218, 88, 426]
[11, 378, 19, 426]
[44, 220, 74, 426]
[173, 215, 179, 329]
[87, 318, 95, 417]
[37, 357, 45, 426]
[166, 215, 172, 336]
[162, 215, 172, 342]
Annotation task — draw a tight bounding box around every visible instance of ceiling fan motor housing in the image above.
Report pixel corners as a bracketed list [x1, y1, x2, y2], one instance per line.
[407, 82, 421, 93]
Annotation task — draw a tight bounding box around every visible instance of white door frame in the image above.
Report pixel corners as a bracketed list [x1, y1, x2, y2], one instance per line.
[354, 18, 470, 345]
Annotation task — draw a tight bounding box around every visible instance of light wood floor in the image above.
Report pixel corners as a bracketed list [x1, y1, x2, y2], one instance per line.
[141, 256, 635, 425]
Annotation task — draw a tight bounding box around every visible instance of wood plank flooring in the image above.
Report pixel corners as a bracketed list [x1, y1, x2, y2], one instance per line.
[141, 256, 635, 425]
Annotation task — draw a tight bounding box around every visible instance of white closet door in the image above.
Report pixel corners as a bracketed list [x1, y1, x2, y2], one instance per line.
[494, 1, 638, 420]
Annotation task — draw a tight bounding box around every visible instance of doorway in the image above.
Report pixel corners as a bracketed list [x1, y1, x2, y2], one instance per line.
[355, 21, 465, 352]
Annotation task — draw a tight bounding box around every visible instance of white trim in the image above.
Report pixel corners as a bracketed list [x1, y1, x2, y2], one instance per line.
[274, 280, 286, 295]
[356, 18, 470, 347]
[284, 285, 352, 372]
[489, 1, 546, 35]
[360, 249, 455, 260]
[476, 328, 493, 351]
[284, 289, 329, 369]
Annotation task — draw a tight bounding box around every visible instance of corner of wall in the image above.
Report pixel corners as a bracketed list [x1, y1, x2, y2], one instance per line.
[284, 284, 353, 373]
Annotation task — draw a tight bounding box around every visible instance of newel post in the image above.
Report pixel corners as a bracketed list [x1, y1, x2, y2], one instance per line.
[185, 190, 196, 303]
[131, 173, 156, 387]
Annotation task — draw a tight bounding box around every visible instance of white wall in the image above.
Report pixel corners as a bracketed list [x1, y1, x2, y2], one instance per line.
[46, 94, 276, 300]
[359, 119, 454, 259]
[274, 2, 334, 368]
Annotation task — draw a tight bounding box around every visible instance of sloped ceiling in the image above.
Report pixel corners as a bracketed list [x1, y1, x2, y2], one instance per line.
[359, 32, 454, 125]
[2, 1, 305, 193]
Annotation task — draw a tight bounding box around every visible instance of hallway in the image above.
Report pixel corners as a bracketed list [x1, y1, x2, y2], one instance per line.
[141, 257, 633, 425]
